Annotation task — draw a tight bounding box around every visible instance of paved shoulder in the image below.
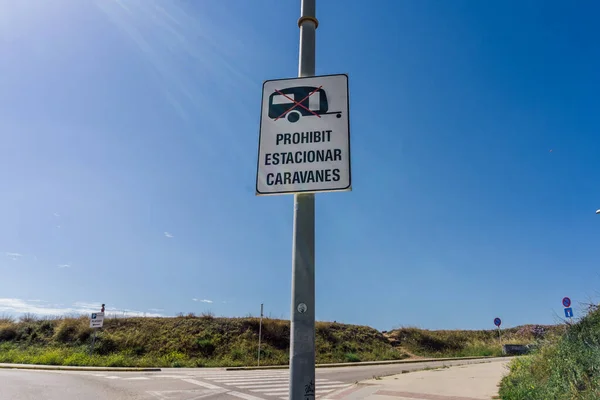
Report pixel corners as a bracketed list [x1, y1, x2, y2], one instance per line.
[327, 360, 510, 400]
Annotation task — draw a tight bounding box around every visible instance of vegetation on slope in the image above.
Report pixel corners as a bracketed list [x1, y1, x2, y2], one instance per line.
[499, 307, 600, 400]
[385, 324, 565, 358]
[0, 314, 405, 367]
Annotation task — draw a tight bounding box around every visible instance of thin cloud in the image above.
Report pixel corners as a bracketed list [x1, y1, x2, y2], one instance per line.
[57, 264, 71, 269]
[53, 212, 60, 217]
[5, 252, 23, 260]
[164, 232, 174, 238]
[192, 298, 213, 303]
[148, 308, 164, 312]
[0, 299, 163, 317]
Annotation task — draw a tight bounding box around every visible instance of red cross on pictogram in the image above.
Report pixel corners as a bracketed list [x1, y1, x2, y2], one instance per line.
[273, 86, 323, 121]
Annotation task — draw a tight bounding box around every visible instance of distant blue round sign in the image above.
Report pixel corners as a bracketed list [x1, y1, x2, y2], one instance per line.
[494, 317, 502, 327]
[562, 297, 571, 308]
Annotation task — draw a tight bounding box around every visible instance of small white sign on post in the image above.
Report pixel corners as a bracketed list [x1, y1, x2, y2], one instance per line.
[89, 312, 104, 328]
[256, 74, 351, 195]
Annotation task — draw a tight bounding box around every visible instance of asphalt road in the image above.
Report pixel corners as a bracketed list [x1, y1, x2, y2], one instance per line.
[0, 357, 508, 400]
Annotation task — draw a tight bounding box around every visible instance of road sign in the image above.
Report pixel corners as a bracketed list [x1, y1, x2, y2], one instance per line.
[256, 74, 351, 195]
[562, 297, 571, 308]
[494, 317, 502, 327]
[564, 307, 573, 318]
[89, 312, 104, 328]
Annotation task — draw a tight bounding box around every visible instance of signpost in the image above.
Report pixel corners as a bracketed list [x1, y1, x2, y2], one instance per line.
[89, 308, 105, 355]
[564, 307, 573, 318]
[255, 1, 351, 399]
[89, 312, 105, 329]
[494, 317, 502, 347]
[257, 303, 264, 366]
[562, 297, 573, 322]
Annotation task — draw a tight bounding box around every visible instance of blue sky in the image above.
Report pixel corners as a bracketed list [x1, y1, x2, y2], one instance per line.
[1, 0, 599, 330]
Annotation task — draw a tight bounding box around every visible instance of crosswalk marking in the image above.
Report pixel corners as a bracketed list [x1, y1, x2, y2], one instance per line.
[228, 391, 268, 400]
[236, 379, 340, 389]
[194, 371, 352, 399]
[85, 370, 352, 399]
[214, 378, 289, 383]
[181, 378, 224, 390]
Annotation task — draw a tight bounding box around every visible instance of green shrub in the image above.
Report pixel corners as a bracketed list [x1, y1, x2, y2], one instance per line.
[344, 353, 360, 362]
[105, 353, 128, 367]
[95, 335, 117, 355]
[38, 320, 54, 337]
[34, 349, 65, 365]
[196, 338, 216, 356]
[54, 319, 80, 343]
[499, 308, 600, 399]
[63, 352, 93, 366]
[0, 324, 17, 341]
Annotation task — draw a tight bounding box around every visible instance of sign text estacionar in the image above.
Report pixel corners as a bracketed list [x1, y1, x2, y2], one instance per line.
[263, 129, 343, 186]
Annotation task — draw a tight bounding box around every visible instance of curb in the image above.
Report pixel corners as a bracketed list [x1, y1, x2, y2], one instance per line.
[225, 356, 504, 371]
[0, 364, 161, 372]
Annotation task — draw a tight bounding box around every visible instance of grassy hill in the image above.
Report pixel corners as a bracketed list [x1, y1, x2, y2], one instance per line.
[0, 314, 404, 367]
[0, 314, 564, 368]
[385, 324, 566, 358]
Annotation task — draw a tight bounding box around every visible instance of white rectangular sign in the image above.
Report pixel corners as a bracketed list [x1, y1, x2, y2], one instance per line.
[90, 312, 104, 328]
[256, 74, 351, 195]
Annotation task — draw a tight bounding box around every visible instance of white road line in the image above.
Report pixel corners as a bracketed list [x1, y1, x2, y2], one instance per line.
[237, 383, 288, 390]
[124, 377, 150, 380]
[104, 376, 121, 380]
[152, 375, 193, 379]
[227, 391, 267, 400]
[181, 378, 223, 390]
[236, 380, 341, 389]
[202, 374, 289, 380]
[260, 391, 288, 396]
[252, 384, 348, 394]
[195, 372, 289, 377]
[215, 378, 289, 384]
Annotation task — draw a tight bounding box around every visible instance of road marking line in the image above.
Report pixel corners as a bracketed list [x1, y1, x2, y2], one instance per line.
[232, 383, 288, 388]
[253, 384, 348, 393]
[213, 379, 289, 385]
[181, 378, 223, 390]
[257, 391, 288, 396]
[237, 383, 289, 389]
[124, 377, 150, 380]
[227, 391, 267, 400]
[236, 379, 341, 389]
[213, 378, 289, 383]
[104, 376, 121, 379]
[205, 373, 289, 376]
[209, 375, 289, 380]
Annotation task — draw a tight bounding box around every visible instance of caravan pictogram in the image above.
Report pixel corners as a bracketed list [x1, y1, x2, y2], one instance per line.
[269, 86, 342, 123]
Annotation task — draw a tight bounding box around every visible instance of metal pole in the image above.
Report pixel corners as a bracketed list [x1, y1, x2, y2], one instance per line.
[89, 328, 97, 356]
[290, 1, 317, 399]
[258, 303, 264, 366]
[498, 327, 502, 352]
